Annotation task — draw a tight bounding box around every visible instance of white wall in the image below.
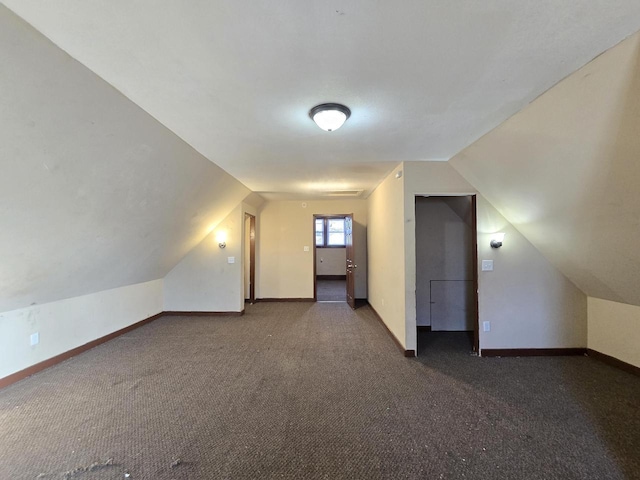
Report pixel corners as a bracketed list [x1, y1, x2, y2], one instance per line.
[258, 199, 368, 299]
[0, 280, 163, 379]
[588, 297, 640, 368]
[368, 167, 407, 346]
[366, 161, 587, 352]
[316, 248, 346, 276]
[415, 197, 474, 329]
[163, 202, 259, 313]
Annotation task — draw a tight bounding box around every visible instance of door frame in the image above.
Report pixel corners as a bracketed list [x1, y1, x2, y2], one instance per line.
[345, 214, 355, 309]
[470, 195, 479, 353]
[312, 213, 352, 303]
[245, 213, 256, 304]
[414, 194, 480, 353]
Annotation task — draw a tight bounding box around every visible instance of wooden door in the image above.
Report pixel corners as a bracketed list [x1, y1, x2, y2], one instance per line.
[345, 214, 356, 309]
[244, 213, 256, 304]
[248, 214, 256, 303]
[471, 195, 479, 352]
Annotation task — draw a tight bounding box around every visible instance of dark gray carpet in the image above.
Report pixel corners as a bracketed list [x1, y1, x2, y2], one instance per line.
[0, 303, 638, 479]
[316, 279, 346, 302]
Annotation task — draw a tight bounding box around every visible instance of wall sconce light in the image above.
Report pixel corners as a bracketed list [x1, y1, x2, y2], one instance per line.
[490, 232, 505, 249]
[215, 231, 227, 249]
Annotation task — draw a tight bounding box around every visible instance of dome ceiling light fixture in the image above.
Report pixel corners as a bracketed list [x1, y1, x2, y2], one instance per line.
[309, 103, 351, 132]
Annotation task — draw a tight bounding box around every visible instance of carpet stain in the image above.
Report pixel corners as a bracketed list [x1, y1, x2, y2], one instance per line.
[37, 458, 117, 479]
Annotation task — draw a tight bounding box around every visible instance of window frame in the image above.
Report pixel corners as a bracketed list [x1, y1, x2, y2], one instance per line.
[315, 216, 347, 248]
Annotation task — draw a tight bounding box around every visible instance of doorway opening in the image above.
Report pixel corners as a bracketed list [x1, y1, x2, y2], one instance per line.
[244, 213, 256, 304]
[414, 195, 479, 356]
[313, 214, 356, 307]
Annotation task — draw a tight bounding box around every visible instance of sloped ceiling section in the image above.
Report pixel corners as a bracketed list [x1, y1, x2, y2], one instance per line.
[3, 1, 640, 197]
[0, 7, 251, 312]
[450, 32, 640, 306]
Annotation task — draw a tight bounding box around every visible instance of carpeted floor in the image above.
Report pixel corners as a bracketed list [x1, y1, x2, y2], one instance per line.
[1, 303, 639, 479]
[316, 279, 346, 302]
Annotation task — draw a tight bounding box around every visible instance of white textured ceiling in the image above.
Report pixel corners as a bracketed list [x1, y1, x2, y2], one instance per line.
[3, 1, 640, 197]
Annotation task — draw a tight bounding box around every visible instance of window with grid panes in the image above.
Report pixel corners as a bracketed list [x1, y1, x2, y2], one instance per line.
[315, 217, 346, 247]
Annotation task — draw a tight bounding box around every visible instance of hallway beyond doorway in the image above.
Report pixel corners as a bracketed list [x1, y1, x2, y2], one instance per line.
[316, 278, 346, 302]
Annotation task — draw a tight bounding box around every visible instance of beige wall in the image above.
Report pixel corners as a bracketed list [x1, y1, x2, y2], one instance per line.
[0, 10, 251, 313]
[474, 195, 587, 351]
[163, 204, 244, 312]
[368, 167, 407, 345]
[449, 32, 640, 308]
[588, 297, 640, 368]
[163, 201, 259, 312]
[0, 280, 163, 379]
[258, 199, 368, 299]
[368, 161, 587, 352]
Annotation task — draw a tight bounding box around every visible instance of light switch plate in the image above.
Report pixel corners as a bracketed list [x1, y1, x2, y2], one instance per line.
[303, 246, 310, 252]
[227, 257, 235, 264]
[30, 332, 39, 346]
[481, 260, 494, 271]
[483, 321, 491, 332]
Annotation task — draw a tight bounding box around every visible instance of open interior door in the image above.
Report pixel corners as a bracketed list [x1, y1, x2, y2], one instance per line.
[345, 214, 356, 309]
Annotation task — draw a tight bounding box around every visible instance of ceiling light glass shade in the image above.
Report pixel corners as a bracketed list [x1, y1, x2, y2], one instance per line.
[309, 103, 351, 131]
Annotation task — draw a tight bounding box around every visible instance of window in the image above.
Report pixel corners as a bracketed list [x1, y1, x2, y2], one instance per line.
[315, 218, 324, 246]
[315, 217, 346, 247]
[327, 218, 346, 246]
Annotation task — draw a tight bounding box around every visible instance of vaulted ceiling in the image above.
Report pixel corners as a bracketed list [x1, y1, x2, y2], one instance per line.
[0, 7, 250, 311]
[451, 31, 640, 306]
[2, 2, 640, 311]
[4, 1, 640, 196]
